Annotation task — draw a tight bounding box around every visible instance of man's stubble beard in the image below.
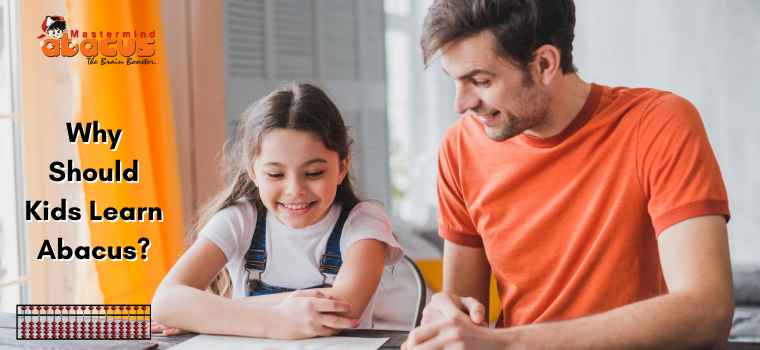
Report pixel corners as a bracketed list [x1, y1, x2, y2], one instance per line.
[485, 87, 551, 142]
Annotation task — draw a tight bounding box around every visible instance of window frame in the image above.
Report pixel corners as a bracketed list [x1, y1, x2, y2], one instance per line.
[0, 0, 28, 308]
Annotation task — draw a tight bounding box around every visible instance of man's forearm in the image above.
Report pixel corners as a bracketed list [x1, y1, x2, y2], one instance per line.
[499, 292, 733, 350]
[443, 241, 492, 318]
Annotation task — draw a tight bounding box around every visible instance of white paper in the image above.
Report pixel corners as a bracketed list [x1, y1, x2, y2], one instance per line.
[172, 334, 390, 350]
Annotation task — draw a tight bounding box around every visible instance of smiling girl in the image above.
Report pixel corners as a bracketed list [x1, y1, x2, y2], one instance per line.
[151, 83, 403, 339]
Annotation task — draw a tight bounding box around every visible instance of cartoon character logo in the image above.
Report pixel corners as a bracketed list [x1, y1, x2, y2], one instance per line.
[37, 16, 66, 39]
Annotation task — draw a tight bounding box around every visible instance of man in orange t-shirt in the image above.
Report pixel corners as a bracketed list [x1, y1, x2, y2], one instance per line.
[403, 1, 733, 349]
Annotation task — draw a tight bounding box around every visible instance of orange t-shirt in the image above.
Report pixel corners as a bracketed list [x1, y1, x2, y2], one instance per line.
[437, 83, 730, 327]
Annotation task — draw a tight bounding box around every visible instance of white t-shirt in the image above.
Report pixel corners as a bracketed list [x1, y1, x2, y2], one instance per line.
[199, 200, 404, 327]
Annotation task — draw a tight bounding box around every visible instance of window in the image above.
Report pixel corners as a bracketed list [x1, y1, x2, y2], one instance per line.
[0, 118, 21, 312]
[0, 0, 24, 312]
[385, 0, 456, 233]
[0, 0, 12, 111]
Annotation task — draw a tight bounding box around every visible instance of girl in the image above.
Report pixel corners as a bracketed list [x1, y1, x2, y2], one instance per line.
[151, 83, 403, 339]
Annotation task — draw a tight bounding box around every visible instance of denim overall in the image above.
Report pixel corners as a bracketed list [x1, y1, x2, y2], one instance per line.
[245, 203, 356, 296]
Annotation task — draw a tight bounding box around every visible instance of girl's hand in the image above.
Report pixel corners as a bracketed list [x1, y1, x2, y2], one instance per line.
[150, 320, 188, 336]
[270, 289, 360, 339]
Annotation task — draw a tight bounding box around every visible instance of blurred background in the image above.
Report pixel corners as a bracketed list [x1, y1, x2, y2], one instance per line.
[0, 0, 758, 327]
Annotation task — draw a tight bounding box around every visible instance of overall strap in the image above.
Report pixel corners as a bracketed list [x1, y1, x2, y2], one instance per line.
[319, 202, 356, 276]
[244, 206, 267, 272]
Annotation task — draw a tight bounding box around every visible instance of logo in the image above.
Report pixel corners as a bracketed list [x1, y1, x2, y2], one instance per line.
[37, 15, 158, 65]
[37, 16, 66, 40]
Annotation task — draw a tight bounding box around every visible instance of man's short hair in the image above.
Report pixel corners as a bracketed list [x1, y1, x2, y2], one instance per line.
[420, 0, 577, 74]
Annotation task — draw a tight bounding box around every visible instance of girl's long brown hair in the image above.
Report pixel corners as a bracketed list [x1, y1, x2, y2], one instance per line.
[189, 82, 360, 296]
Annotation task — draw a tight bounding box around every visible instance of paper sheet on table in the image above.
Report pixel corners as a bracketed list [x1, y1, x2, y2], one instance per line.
[171, 334, 390, 350]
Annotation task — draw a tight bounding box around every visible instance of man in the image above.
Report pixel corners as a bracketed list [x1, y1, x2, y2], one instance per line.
[403, 0, 733, 349]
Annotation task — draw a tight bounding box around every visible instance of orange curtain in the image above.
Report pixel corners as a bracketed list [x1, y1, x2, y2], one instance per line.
[66, 0, 184, 303]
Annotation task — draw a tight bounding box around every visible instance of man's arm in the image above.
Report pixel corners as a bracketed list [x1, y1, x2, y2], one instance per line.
[404, 215, 733, 350]
[501, 215, 734, 349]
[443, 240, 492, 317]
[414, 240, 492, 328]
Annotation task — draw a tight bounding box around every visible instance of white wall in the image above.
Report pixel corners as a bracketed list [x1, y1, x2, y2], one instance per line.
[223, 0, 390, 207]
[573, 0, 760, 265]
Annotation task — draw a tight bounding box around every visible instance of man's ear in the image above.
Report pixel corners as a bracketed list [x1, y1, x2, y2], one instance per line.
[533, 44, 561, 86]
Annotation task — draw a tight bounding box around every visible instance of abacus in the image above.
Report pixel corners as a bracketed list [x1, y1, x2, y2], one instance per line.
[16, 304, 151, 340]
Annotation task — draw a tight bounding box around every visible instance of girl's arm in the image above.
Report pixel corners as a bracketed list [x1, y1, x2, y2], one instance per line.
[151, 238, 276, 336]
[237, 239, 388, 320]
[151, 238, 356, 338]
[317, 239, 387, 318]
